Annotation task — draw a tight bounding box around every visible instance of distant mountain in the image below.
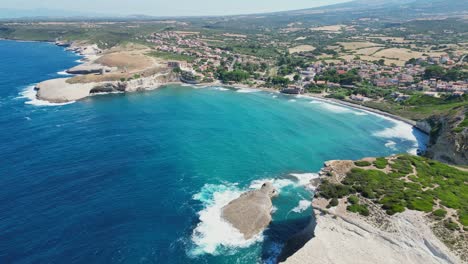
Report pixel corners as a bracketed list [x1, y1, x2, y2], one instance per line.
[0, 8, 111, 19]
[290, 0, 468, 15]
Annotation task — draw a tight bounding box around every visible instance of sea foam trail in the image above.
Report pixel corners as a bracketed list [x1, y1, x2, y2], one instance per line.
[17, 85, 75, 106]
[236, 88, 260, 93]
[308, 99, 367, 116]
[291, 200, 312, 213]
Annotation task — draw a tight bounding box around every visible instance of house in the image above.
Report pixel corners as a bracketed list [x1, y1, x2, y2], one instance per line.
[281, 85, 304, 95]
[350, 94, 369, 102]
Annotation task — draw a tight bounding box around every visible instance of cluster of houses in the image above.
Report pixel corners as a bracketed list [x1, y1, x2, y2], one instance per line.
[295, 55, 466, 98]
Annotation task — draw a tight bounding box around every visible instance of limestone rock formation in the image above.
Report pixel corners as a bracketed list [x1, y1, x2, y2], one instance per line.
[222, 182, 278, 239]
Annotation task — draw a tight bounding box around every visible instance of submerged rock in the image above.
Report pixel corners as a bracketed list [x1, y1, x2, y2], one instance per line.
[221, 182, 278, 239]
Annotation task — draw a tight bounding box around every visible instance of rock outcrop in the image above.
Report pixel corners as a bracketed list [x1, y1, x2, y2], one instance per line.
[66, 63, 114, 75]
[281, 206, 461, 264]
[423, 107, 468, 165]
[35, 72, 179, 103]
[221, 182, 278, 239]
[36, 78, 98, 103]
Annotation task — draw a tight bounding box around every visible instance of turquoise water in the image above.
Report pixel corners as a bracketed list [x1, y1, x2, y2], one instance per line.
[0, 40, 427, 263]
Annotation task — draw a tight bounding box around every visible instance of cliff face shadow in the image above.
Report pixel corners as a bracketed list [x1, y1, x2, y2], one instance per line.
[260, 212, 316, 264]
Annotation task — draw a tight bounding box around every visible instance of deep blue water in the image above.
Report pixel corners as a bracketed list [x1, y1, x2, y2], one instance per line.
[0, 40, 428, 264]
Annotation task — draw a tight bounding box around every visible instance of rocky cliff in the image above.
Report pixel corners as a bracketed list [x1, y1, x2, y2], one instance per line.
[419, 106, 468, 165]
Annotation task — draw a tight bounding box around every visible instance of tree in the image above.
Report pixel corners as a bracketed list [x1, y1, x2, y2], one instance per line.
[424, 65, 445, 79]
[293, 74, 301, 81]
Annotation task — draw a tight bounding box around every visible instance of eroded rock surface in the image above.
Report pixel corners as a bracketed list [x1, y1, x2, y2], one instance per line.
[222, 182, 277, 239]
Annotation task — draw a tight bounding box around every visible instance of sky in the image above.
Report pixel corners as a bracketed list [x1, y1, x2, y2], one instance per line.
[0, 0, 352, 17]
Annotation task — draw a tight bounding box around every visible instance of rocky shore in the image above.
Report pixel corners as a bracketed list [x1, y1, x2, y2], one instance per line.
[34, 42, 180, 103]
[281, 158, 466, 264]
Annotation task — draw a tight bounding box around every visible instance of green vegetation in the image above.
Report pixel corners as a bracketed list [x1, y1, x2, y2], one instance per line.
[354, 161, 372, 167]
[347, 195, 359, 205]
[433, 209, 447, 218]
[454, 112, 468, 133]
[316, 69, 361, 85]
[374, 158, 388, 169]
[424, 65, 468, 81]
[327, 198, 339, 208]
[319, 179, 354, 199]
[347, 203, 370, 216]
[217, 69, 250, 83]
[317, 155, 468, 227]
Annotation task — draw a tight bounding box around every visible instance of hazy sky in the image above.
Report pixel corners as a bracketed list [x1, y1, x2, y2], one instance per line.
[0, 0, 352, 16]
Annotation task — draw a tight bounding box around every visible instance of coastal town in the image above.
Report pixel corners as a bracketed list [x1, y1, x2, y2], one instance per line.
[142, 30, 467, 103]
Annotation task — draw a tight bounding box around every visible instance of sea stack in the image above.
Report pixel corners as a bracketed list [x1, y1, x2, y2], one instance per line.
[222, 182, 278, 239]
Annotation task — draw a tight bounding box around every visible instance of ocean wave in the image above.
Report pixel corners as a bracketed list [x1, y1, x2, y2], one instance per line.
[289, 173, 319, 189]
[57, 70, 72, 76]
[373, 119, 417, 142]
[91, 91, 125, 96]
[212, 87, 229, 91]
[190, 173, 317, 256]
[385, 140, 397, 150]
[291, 200, 311, 213]
[320, 103, 351, 113]
[190, 183, 263, 256]
[407, 148, 418, 155]
[17, 85, 75, 106]
[288, 99, 297, 102]
[236, 88, 260, 93]
[272, 95, 278, 98]
[249, 178, 296, 191]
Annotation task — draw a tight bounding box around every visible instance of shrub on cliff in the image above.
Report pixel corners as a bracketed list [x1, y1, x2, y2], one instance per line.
[374, 157, 388, 169]
[327, 198, 339, 208]
[319, 180, 354, 199]
[347, 204, 369, 216]
[354, 161, 372, 167]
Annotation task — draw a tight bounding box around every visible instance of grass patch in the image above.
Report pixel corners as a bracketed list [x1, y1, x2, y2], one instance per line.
[374, 157, 388, 169]
[433, 209, 447, 218]
[347, 204, 370, 216]
[354, 160, 372, 167]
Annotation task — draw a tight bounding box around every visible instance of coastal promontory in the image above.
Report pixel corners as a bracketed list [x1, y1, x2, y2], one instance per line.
[282, 155, 467, 264]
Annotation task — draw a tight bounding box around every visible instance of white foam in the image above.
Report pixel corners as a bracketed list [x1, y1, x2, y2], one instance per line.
[407, 148, 418, 155]
[272, 95, 278, 98]
[91, 91, 124, 96]
[249, 178, 295, 191]
[17, 85, 75, 106]
[213, 87, 229, 91]
[289, 173, 320, 188]
[236, 88, 260, 93]
[57, 70, 72, 76]
[373, 119, 417, 142]
[309, 100, 322, 104]
[385, 140, 397, 150]
[320, 102, 351, 113]
[288, 99, 297, 102]
[353, 111, 368, 116]
[190, 184, 263, 256]
[291, 200, 311, 213]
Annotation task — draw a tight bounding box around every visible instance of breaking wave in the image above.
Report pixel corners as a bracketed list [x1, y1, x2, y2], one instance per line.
[17, 85, 75, 106]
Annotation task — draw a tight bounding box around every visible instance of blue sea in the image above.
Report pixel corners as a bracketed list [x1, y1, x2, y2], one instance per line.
[0, 40, 428, 263]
